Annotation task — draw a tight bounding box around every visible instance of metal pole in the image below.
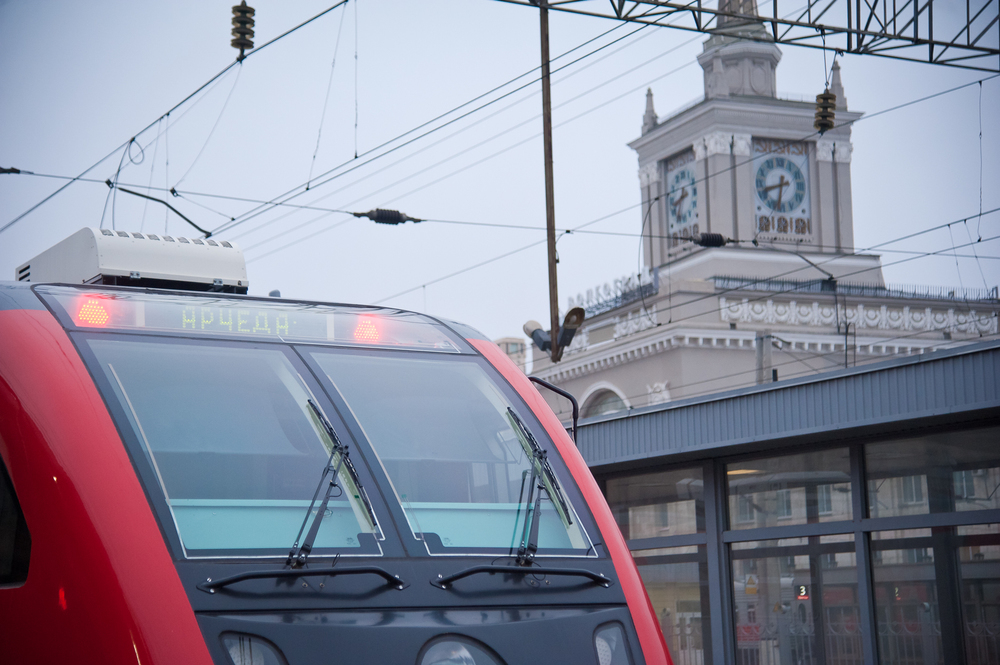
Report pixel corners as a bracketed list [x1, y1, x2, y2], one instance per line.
[539, 2, 562, 362]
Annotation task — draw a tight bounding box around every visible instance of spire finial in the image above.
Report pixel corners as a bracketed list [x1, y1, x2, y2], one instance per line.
[829, 60, 847, 110]
[642, 88, 658, 135]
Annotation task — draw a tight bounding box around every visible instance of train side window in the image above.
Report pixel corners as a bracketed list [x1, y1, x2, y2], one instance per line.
[0, 459, 30, 586]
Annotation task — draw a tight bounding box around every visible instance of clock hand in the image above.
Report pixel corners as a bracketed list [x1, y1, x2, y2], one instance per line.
[671, 187, 688, 214]
[775, 175, 788, 209]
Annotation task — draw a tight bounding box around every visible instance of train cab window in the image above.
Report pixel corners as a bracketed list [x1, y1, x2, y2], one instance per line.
[83, 338, 383, 558]
[0, 459, 30, 586]
[310, 350, 596, 557]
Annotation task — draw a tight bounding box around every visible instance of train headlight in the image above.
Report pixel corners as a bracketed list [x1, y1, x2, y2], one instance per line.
[222, 633, 287, 665]
[419, 637, 505, 665]
[594, 623, 633, 665]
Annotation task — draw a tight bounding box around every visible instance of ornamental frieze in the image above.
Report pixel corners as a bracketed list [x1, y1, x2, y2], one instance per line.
[719, 297, 998, 335]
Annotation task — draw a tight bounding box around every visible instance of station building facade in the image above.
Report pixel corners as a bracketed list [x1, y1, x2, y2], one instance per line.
[574, 339, 1000, 665]
[529, 14, 999, 422]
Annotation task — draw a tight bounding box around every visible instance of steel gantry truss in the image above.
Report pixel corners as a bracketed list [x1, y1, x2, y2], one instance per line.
[498, 0, 1000, 72]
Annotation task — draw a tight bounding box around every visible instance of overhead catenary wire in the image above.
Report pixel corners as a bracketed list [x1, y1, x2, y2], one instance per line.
[204, 0, 860, 245]
[308, 1, 350, 189]
[367, 204, 644, 303]
[5, 2, 992, 292]
[15, 167, 1000, 263]
[207, 0, 717, 238]
[139, 117, 163, 233]
[232, 68, 999, 265]
[0, 0, 350, 236]
[315, 72, 996, 308]
[379, 214, 1000, 367]
[371, 199, 1000, 312]
[174, 63, 244, 188]
[206, 19, 663, 237]
[224, 23, 692, 244]
[188, 1, 820, 243]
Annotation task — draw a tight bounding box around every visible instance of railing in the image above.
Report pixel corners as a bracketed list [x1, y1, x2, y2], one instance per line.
[566, 270, 659, 318]
[714, 275, 999, 303]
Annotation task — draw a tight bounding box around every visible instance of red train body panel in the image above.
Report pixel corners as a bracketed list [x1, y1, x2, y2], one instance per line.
[0, 307, 213, 663]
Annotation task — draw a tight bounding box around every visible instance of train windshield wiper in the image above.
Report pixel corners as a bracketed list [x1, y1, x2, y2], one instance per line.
[431, 564, 611, 590]
[506, 407, 572, 565]
[287, 399, 378, 568]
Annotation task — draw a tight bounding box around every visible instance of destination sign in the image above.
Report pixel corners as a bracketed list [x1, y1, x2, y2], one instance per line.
[39, 287, 462, 352]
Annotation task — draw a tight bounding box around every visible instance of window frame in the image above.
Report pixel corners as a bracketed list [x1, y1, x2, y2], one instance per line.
[72, 331, 404, 560]
[299, 343, 604, 559]
[595, 422, 1000, 665]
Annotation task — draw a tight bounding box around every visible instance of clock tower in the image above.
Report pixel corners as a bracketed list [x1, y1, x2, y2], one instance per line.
[529, 0, 997, 435]
[630, 7, 860, 269]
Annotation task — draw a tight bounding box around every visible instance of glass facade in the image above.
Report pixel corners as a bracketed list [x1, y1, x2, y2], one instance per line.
[727, 449, 853, 530]
[606, 467, 704, 540]
[632, 545, 711, 664]
[733, 535, 859, 665]
[599, 424, 1000, 665]
[866, 428, 1000, 518]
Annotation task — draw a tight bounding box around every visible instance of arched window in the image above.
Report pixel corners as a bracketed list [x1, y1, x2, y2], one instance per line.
[582, 389, 626, 418]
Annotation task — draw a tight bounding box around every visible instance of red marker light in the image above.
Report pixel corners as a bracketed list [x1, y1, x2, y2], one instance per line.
[76, 297, 110, 327]
[354, 317, 380, 342]
[58, 587, 67, 610]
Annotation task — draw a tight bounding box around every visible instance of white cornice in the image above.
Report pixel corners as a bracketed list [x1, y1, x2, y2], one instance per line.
[533, 323, 947, 384]
[629, 97, 862, 157]
[655, 246, 882, 279]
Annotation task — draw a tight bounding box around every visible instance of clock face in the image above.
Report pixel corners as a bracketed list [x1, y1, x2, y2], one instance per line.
[668, 168, 697, 228]
[752, 139, 812, 238]
[755, 157, 806, 213]
[664, 150, 699, 244]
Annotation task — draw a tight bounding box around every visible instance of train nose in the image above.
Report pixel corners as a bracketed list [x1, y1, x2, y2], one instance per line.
[199, 607, 640, 665]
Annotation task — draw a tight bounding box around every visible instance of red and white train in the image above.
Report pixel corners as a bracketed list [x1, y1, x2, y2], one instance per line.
[0, 228, 671, 665]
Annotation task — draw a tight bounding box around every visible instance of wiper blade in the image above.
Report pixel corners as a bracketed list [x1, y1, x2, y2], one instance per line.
[506, 407, 573, 566]
[430, 565, 611, 590]
[287, 400, 378, 567]
[506, 408, 572, 525]
[197, 565, 408, 593]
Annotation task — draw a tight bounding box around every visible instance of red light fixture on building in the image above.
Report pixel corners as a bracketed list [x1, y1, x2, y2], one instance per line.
[76, 298, 111, 327]
[354, 317, 380, 342]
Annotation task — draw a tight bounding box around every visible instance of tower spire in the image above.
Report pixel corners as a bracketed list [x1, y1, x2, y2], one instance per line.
[829, 60, 847, 110]
[642, 88, 658, 135]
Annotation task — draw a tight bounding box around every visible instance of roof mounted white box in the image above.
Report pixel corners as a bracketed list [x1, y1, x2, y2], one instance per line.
[15, 228, 249, 293]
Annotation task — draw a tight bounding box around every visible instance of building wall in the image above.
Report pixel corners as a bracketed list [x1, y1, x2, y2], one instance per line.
[575, 342, 1000, 665]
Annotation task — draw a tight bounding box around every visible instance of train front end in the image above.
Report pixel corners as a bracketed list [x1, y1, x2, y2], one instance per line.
[0, 229, 671, 664]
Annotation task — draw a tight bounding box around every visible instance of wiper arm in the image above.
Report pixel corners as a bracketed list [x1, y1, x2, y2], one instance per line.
[287, 400, 377, 567]
[516, 461, 543, 565]
[198, 565, 408, 593]
[431, 565, 611, 590]
[506, 408, 572, 526]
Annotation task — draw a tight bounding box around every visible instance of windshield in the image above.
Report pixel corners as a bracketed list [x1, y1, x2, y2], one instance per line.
[310, 350, 595, 557]
[84, 337, 382, 558]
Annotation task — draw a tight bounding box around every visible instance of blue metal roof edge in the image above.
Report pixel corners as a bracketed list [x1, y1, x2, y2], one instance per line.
[578, 338, 1000, 427]
[578, 338, 1000, 467]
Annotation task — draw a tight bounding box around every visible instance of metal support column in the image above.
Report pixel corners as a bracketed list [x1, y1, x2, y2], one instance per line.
[538, 1, 562, 362]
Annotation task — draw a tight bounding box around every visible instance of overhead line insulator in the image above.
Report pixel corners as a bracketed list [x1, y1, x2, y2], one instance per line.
[352, 209, 422, 225]
[814, 89, 837, 134]
[231, 2, 256, 61]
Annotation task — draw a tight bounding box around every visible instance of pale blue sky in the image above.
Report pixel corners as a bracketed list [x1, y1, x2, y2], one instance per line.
[1, 0, 997, 340]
